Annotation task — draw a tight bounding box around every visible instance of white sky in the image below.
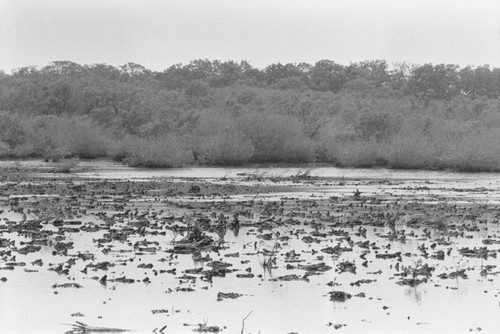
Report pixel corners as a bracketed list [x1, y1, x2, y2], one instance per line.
[1, 0, 500, 72]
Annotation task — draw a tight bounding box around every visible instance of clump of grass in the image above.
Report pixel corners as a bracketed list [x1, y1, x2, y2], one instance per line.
[242, 169, 271, 182]
[261, 242, 280, 270]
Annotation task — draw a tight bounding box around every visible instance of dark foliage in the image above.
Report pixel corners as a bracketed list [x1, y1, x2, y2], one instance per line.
[0, 59, 499, 170]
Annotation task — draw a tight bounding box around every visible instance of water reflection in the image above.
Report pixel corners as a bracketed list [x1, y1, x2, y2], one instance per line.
[405, 286, 423, 305]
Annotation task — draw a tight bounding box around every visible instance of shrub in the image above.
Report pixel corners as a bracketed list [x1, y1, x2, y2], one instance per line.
[331, 139, 388, 168]
[63, 118, 110, 158]
[0, 141, 11, 156]
[437, 130, 500, 172]
[385, 134, 436, 169]
[116, 135, 193, 168]
[317, 118, 358, 162]
[32, 116, 110, 160]
[0, 113, 33, 151]
[384, 119, 437, 169]
[185, 80, 210, 98]
[192, 111, 254, 165]
[195, 130, 254, 165]
[356, 111, 395, 142]
[236, 112, 315, 162]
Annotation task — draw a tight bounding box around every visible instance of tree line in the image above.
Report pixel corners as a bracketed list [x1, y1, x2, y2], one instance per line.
[0, 59, 499, 171]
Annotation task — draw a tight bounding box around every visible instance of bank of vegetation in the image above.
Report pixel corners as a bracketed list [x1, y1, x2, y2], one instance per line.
[0, 60, 499, 171]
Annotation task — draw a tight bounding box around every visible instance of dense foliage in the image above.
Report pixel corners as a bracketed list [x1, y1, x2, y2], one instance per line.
[1, 59, 499, 171]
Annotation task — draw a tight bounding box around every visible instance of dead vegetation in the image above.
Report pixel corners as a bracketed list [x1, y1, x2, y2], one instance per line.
[65, 322, 131, 334]
[1, 164, 499, 332]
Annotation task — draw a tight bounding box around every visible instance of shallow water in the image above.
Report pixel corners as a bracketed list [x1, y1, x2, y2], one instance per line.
[0, 161, 499, 333]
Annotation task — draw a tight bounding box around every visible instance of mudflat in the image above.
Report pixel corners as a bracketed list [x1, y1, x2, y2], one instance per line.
[1, 161, 499, 333]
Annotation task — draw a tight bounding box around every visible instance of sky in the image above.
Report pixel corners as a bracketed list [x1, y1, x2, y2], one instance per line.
[1, 0, 500, 72]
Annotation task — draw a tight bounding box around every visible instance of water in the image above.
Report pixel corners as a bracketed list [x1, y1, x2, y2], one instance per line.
[0, 160, 499, 333]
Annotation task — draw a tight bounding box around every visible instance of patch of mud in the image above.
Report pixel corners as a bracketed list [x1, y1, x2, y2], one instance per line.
[1, 161, 500, 333]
